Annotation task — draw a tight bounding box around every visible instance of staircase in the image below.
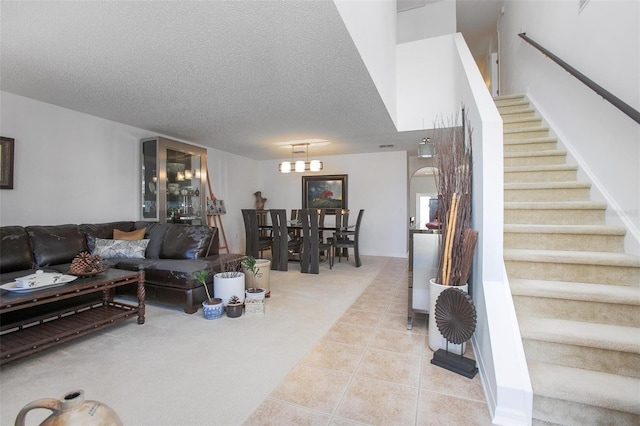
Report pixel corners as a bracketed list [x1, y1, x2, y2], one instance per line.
[496, 94, 640, 425]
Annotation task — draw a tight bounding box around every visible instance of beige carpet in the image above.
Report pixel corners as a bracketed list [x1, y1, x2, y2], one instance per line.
[0, 256, 389, 425]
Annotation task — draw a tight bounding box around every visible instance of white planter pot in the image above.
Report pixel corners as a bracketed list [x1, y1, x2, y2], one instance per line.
[213, 272, 245, 306]
[429, 278, 468, 354]
[242, 259, 271, 294]
[245, 288, 266, 315]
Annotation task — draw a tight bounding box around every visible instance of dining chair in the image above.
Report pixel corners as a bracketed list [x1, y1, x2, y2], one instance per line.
[333, 209, 364, 267]
[269, 209, 301, 271]
[326, 208, 349, 254]
[241, 209, 272, 258]
[299, 208, 333, 274]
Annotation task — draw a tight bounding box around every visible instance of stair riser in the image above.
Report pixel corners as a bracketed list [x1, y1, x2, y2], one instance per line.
[505, 129, 550, 139]
[504, 208, 605, 225]
[533, 394, 640, 425]
[505, 260, 640, 286]
[523, 339, 640, 378]
[504, 155, 566, 167]
[505, 187, 590, 202]
[504, 119, 543, 130]
[500, 110, 537, 120]
[505, 169, 577, 183]
[513, 296, 639, 327]
[504, 141, 558, 152]
[505, 232, 624, 252]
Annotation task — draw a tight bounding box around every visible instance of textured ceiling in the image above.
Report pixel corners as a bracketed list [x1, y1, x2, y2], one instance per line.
[0, 1, 499, 161]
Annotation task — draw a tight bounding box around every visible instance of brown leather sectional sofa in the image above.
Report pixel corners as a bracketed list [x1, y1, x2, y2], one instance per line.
[0, 221, 244, 316]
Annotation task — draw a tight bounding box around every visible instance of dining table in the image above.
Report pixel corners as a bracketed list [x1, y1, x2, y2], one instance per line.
[258, 218, 354, 272]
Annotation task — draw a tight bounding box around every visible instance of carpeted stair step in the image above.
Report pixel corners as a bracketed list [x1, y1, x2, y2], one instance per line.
[504, 248, 640, 286]
[504, 181, 591, 202]
[498, 107, 537, 120]
[518, 316, 640, 377]
[504, 201, 607, 225]
[494, 94, 528, 109]
[503, 116, 543, 130]
[504, 164, 578, 183]
[504, 136, 558, 153]
[504, 150, 567, 166]
[528, 362, 640, 425]
[504, 224, 626, 252]
[504, 126, 550, 140]
[510, 279, 640, 326]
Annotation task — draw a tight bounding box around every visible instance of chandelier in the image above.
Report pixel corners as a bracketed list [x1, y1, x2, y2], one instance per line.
[278, 143, 323, 173]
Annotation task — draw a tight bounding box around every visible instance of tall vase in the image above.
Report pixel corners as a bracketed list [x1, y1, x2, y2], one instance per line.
[213, 272, 245, 306]
[429, 278, 468, 353]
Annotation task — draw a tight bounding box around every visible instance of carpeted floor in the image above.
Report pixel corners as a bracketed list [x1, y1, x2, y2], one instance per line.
[0, 256, 490, 425]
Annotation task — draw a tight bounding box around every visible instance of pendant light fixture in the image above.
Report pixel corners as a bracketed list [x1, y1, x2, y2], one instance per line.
[279, 143, 323, 173]
[418, 137, 435, 158]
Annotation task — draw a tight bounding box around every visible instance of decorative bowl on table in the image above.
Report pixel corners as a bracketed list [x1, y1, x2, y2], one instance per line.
[68, 252, 107, 277]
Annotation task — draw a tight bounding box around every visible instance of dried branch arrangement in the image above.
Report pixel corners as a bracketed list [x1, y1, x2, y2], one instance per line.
[433, 111, 478, 286]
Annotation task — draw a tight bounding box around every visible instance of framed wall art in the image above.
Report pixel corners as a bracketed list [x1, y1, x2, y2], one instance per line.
[0, 137, 15, 190]
[302, 174, 347, 212]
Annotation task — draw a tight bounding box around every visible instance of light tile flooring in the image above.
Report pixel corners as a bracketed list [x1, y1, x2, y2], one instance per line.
[244, 258, 491, 425]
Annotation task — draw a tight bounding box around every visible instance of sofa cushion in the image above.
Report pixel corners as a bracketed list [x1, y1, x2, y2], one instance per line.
[26, 225, 86, 267]
[93, 238, 150, 259]
[80, 221, 135, 251]
[114, 227, 146, 240]
[160, 224, 213, 260]
[0, 226, 34, 273]
[135, 222, 171, 259]
[123, 259, 210, 289]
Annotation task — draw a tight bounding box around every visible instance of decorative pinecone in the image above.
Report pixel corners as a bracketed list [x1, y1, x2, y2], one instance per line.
[70, 252, 104, 274]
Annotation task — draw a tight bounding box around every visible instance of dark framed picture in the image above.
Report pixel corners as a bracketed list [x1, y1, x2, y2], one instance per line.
[0, 137, 15, 190]
[302, 174, 347, 212]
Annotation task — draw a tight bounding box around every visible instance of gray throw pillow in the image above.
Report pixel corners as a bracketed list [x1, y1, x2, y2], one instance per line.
[93, 238, 150, 259]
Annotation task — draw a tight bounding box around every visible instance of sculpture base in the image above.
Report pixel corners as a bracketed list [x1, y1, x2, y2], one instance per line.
[431, 349, 478, 379]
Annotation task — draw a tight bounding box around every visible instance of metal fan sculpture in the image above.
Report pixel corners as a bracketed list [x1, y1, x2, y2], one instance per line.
[430, 287, 478, 378]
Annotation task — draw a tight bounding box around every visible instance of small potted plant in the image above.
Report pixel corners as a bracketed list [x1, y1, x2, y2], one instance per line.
[241, 256, 271, 297]
[193, 270, 223, 320]
[225, 295, 243, 318]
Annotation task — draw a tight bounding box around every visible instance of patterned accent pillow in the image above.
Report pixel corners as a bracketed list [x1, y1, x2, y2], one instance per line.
[93, 238, 150, 259]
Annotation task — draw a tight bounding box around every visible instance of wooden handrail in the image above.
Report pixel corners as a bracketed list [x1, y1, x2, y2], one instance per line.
[519, 33, 640, 125]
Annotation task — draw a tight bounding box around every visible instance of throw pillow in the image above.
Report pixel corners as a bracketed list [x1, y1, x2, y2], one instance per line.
[93, 238, 150, 259]
[113, 227, 146, 240]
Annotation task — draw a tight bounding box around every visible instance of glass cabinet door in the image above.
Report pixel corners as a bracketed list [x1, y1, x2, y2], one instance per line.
[141, 137, 207, 224]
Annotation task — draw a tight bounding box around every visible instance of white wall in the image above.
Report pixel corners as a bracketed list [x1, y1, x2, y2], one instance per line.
[259, 151, 408, 258]
[499, 0, 640, 253]
[0, 91, 256, 256]
[335, 0, 398, 126]
[0, 91, 152, 225]
[396, 35, 459, 131]
[0, 92, 408, 258]
[396, 0, 457, 44]
[452, 33, 532, 424]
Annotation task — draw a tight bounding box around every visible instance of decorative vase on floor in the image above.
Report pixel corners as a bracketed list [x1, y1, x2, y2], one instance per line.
[213, 272, 245, 306]
[202, 298, 224, 320]
[15, 390, 123, 426]
[243, 259, 271, 297]
[245, 287, 266, 315]
[429, 278, 468, 353]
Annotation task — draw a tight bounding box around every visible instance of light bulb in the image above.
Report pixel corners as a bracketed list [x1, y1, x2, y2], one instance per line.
[279, 162, 291, 173]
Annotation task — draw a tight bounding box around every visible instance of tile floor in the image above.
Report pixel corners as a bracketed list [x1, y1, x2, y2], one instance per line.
[244, 258, 491, 425]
